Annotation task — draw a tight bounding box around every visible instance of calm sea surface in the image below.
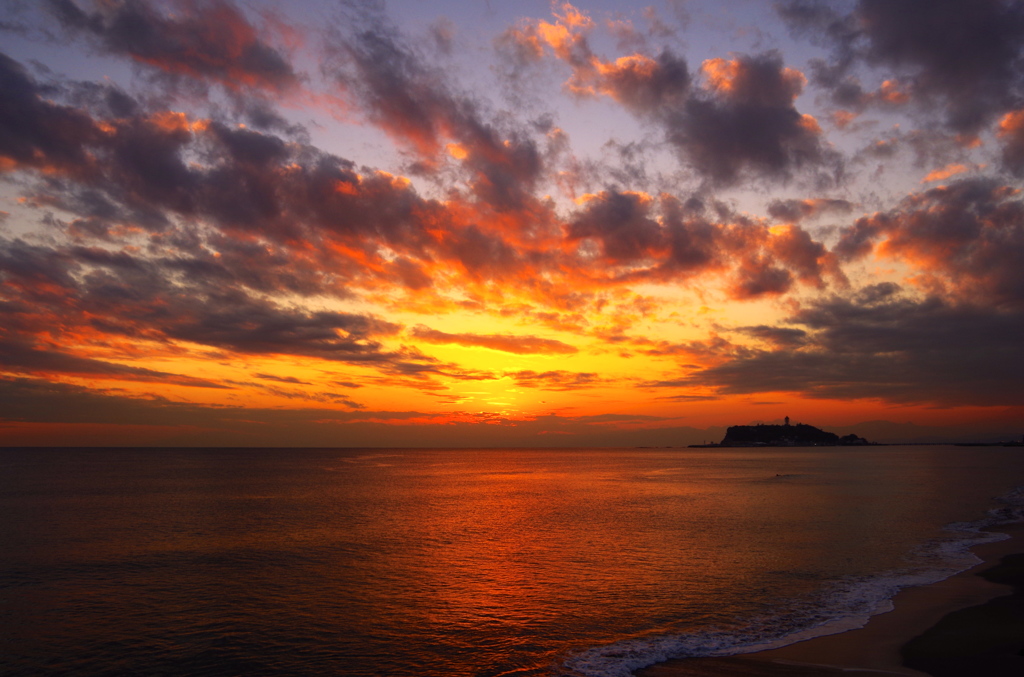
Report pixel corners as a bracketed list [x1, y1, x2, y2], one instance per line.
[2, 446, 1024, 676]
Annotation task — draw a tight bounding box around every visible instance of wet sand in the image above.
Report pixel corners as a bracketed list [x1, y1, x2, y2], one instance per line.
[637, 524, 1024, 677]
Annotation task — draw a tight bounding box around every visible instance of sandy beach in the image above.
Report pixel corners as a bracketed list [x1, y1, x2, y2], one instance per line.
[637, 524, 1024, 677]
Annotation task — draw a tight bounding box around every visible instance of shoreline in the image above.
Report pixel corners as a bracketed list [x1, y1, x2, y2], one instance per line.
[636, 523, 1024, 677]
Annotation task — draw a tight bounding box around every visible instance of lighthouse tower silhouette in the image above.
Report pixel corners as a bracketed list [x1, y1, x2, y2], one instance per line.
[785, 416, 790, 426]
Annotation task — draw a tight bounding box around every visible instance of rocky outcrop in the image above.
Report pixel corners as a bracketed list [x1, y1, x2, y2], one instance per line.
[718, 423, 868, 447]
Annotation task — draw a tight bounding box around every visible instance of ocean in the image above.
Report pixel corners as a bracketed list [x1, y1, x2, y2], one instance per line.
[2, 445, 1023, 676]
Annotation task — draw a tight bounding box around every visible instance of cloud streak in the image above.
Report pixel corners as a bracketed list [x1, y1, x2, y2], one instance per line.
[411, 326, 579, 355]
[687, 293, 1024, 406]
[47, 0, 301, 94]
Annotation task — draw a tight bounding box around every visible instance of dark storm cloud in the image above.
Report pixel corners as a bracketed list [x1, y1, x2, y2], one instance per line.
[103, 115, 201, 218]
[857, 0, 1024, 132]
[835, 178, 1024, 306]
[666, 52, 830, 185]
[74, 116, 300, 238]
[737, 325, 809, 349]
[707, 214, 837, 297]
[0, 52, 102, 174]
[146, 229, 344, 299]
[730, 259, 794, 299]
[208, 121, 290, 166]
[0, 237, 77, 293]
[779, 0, 1024, 133]
[59, 77, 140, 120]
[327, 11, 544, 212]
[0, 376, 209, 426]
[659, 197, 719, 273]
[688, 295, 1024, 406]
[1, 57, 199, 226]
[855, 281, 901, 305]
[567, 191, 662, 263]
[0, 376, 370, 431]
[584, 49, 692, 117]
[563, 190, 838, 298]
[0, 337, 229, 388]
[110, 291, 398, 363]
[238, 99, 305, 136]
[46, 187, 166, 239]
[161, 297, 402, 361]
[441, 223, 527, 280]
[762, 224, 838, 289]
[328, 18, 448, 154]
[0, 236, 418, 369]
[278, 155, 438, 250]
[45, 0, 300, 94]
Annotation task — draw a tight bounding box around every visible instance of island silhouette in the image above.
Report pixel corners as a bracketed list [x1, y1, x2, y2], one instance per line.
[692, 417, 871, 447]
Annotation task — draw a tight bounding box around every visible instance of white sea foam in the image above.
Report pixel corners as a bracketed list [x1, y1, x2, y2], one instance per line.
[559, 484, 1024, 677]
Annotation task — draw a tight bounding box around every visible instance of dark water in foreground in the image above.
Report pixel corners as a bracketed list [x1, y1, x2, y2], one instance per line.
[2, 446, 1024, 676]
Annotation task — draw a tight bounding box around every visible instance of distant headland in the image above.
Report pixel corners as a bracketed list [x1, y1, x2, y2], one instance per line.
[690, 417, 871, 448]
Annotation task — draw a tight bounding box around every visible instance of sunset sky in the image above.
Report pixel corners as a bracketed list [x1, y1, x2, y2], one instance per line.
[1, 0, 1023, 446]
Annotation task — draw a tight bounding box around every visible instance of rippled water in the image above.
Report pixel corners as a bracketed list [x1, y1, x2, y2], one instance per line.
[2, 446, 1024, 676]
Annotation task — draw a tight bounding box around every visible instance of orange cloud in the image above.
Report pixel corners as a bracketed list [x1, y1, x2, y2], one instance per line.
[835, 180, 1024, 305]
[147, 110, 210, 134]
[999, 109, 1024, 175]
[700, 56, 806, 104]
[999, 109, 1024, 135]
[921, 163, 971, 183]
[876, 79, 910, 105]
[410, 326, 579, 355]
[831, 110, 859, 129]
[500, 4, 688, 116]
